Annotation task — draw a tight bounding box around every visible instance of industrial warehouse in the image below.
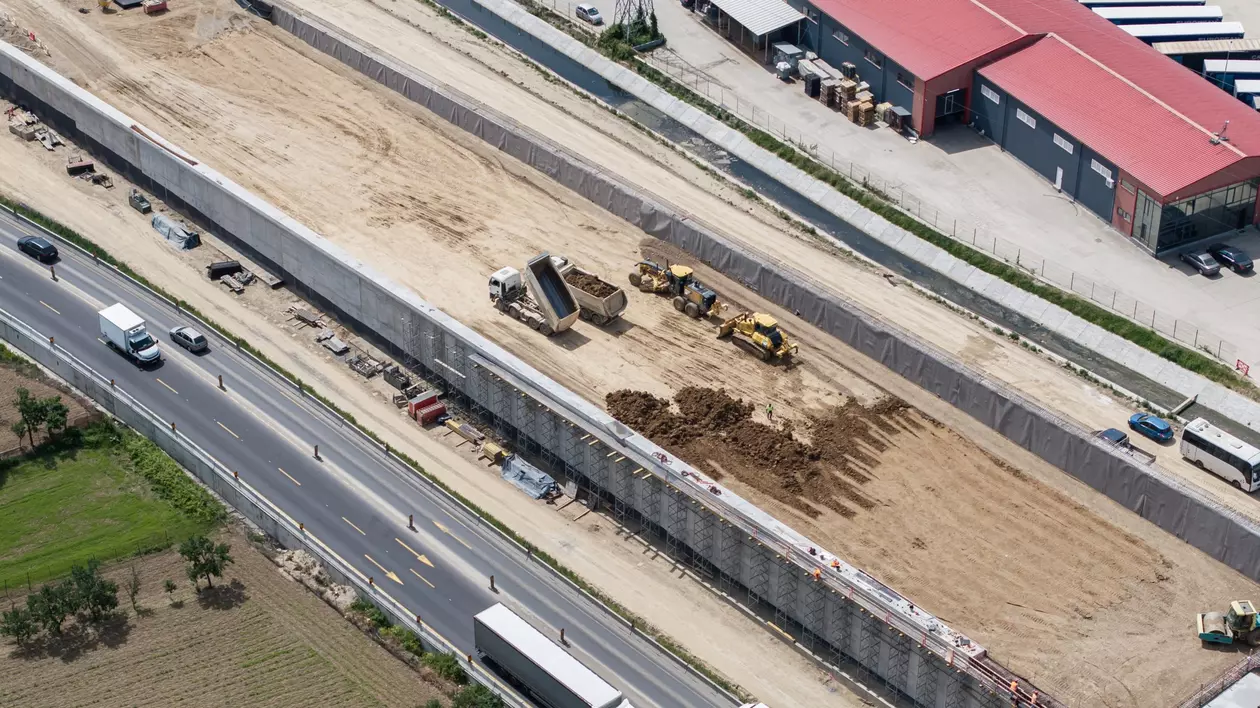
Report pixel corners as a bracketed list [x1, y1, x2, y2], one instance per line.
[719, 0, 1260, 252]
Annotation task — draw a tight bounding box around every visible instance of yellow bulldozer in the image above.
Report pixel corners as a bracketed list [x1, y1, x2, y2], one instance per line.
[717, 312, 798, 362]
[628, 260, 724, 319]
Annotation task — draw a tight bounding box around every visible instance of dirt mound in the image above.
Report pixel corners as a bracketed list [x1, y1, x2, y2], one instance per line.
[607, 386, 916, 518]
[564, 270, 617, 298]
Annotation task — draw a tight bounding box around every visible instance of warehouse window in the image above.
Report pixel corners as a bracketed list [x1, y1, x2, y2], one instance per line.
[833, 30, 849, 45]
[1091, 159, 1113, 182]
[896, 72, 913, 90]
[1015, 108, 1036, 129]
[806, 7, 819, 22]
[1117, 207, 1132, 222]
[1121, 179, 1136, 194]
[981, 85, 1000, 104]
[865, 49, 882, 69]
[1053, 134, 1073, 154]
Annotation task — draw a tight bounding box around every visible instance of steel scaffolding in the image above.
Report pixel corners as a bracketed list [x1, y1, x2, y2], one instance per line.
[826, 594, 852, 667]
[857, 613, 880, 676]
[718, 522, 741, 594]
[665, 488, 688, 558]
[801, 579, 827, 652]
[887, 631, 911, 696]
[691, 508, 715, 574]
[746, 542, 771, 605]
[914, 646, 940, 708]
[773, 563, 800, 635]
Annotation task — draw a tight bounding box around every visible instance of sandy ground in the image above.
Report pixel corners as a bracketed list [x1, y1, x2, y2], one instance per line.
[2, 1, 1260, 704]
[0, 530, 443, 707]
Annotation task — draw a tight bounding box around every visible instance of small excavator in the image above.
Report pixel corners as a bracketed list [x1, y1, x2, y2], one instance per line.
[717, 311, 798, 362]
[1198, 600, 1260, 646]
[628, 260, 724, 319]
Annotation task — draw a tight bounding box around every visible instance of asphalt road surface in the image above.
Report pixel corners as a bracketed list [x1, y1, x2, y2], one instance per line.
[0, 210, 730, 708]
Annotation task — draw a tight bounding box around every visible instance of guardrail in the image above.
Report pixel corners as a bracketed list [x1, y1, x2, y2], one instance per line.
[1177, 653, 1260, 708]
[0, 203, 743, 706]
[0, 302, 527, 703]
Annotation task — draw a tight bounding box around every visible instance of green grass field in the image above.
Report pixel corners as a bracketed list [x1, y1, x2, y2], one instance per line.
[0, 426, 218, 592]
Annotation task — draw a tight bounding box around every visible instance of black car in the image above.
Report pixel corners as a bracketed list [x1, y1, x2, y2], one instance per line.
[1206, 243, 1254, 273]
[17, 236, 58, 263]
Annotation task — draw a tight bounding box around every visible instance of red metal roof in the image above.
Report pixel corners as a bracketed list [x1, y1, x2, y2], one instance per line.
[808, 0, 1026, 81]
[978, 36, 1245, 197]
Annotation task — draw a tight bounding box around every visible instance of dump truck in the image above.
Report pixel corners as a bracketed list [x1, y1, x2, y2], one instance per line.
[1198, 600, 1260, 646]
[489, 254, 581, 336]
[99, 303, 161, 366]
[474, 603, 632, 708]
[554, 257, 628, 326]
[629, 260, 723, 319]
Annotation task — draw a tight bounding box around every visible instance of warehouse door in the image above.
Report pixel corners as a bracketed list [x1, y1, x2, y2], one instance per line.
[935, 89, 964, 122]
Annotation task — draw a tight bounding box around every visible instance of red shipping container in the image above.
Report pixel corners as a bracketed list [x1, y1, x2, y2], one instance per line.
[407, 389, 440, 418]
[417, 402, 447, 426]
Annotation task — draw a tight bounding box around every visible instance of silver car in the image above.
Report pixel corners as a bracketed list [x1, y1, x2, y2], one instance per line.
[169, 325, 209, 353]
[1180, 250, 1221, 277]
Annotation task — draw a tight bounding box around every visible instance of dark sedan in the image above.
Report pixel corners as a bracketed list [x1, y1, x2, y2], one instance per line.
[1180, 250, 1221, 276]
[1207, 243, 1254, 274]
[16, 235, 59, 263]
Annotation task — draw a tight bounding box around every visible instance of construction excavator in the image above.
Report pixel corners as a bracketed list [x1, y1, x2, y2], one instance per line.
[628, 260, 724, 319]
[717, 311, 798, 362]
[1198, 600, 1260, 646]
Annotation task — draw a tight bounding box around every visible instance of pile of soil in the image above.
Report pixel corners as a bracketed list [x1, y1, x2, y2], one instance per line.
[607, 386, 916, 519]
[564, 270, 618, 298]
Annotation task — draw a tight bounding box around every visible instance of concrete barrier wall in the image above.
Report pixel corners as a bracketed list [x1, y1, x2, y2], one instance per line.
[3, 22, 1248, 704]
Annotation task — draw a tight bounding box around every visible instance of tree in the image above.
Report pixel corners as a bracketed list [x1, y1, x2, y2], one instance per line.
[10, 420, 29, 449]
[14, 388, 47, 447]
[43, 397, 69, 438]
[163, 579, 177, 603]
[452, 684, 503, 708]
[649, 10, 658, 40]
[27, 582, 75, 636]
[69, 560, 119, 622]
[126, 565, 141, 613]
[179, 535, 233, 590]
[0, 605, 37, 645]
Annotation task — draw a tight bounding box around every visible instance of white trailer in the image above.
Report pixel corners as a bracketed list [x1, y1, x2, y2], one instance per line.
[473, 603, 630, 708]
[99, 303, 161, 365]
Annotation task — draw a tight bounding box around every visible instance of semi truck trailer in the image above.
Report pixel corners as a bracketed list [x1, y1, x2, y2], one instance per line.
[99, 303, 161, 365]
[473, 603, 631, 708]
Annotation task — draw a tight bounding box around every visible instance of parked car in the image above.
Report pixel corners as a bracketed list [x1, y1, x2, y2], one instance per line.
[16, 235, 58, 263]
[1180, 250, 1221, 276]
[575, 3, 603, 24]
[1206, 243, 1254, 274]
[169, 325, 209, 353]
[1097, 428, 1130, 446]
[1128, 412, 1173, 442]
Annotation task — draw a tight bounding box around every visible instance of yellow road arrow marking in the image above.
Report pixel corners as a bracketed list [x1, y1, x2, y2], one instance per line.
[343, 517, 366, 535]
[364, 554, 403, 585]
[395, 538, 434, 568]
[433, 520, 471, 549]
[409, 568, 435, 589]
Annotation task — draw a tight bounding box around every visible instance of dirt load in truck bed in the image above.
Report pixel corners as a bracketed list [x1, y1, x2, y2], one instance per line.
[564, 270, 618, 298]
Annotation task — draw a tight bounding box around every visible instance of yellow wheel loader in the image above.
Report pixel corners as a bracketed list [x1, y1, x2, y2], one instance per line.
[628, 260, 723, 319]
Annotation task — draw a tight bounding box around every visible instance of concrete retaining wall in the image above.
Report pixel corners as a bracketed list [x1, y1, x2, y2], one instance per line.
[3, 17, 1252, 704]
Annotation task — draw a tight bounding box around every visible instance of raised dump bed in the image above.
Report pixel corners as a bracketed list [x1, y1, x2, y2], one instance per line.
[524, 253, 579, 332]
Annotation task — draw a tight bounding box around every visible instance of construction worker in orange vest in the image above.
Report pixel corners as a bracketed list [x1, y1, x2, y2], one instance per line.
[1009, 679, 1019, 702]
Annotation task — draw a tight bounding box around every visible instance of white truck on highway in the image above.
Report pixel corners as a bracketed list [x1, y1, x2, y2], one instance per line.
[474, 603, 632, 708]
[99, 303, 161, 365]
[489, 254, 581, 336]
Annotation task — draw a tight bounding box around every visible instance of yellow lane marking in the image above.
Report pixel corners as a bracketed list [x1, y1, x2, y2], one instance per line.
[433, 520, 471, 549]
[343, 517, 366, 536]
[395, 538, 434, 568]
[278, 468, 301, 487]
[364, 555, 403, 585]
[39, 300, 60, 315]
[409, 568, 435, 589]
[216, 421, 240, 439]
[156, 378, 178, 395]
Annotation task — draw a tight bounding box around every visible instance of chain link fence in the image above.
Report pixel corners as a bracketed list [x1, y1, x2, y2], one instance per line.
[645, 51, 1240, 364]
[1177, 653, 1260, 708]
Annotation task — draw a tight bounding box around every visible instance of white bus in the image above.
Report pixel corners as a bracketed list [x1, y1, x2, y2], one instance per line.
[1181, 418, 1260, 492]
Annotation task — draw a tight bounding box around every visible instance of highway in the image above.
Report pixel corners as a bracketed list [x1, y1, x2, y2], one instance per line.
[0, 209, 730, 708]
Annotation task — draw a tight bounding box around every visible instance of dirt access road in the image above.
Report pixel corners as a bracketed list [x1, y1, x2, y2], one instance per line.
[1, 0, 1259, 704]
[0, 531, 442, 708]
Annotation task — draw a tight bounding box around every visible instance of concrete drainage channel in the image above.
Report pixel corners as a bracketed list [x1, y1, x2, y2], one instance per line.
[1, 12, 1258, 707]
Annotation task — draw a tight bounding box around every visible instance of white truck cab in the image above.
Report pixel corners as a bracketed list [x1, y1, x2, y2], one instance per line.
[99, 303, 161, 365]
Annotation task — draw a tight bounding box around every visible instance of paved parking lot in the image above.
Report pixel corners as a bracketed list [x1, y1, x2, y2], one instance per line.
[649, 2, 1260, 369]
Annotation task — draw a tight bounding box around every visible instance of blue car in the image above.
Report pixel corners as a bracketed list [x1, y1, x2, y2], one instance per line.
[1128, 412, 1173, 442]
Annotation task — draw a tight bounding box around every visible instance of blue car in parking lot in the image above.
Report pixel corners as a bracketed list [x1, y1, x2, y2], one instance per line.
[1128, 412, 1173, 442]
